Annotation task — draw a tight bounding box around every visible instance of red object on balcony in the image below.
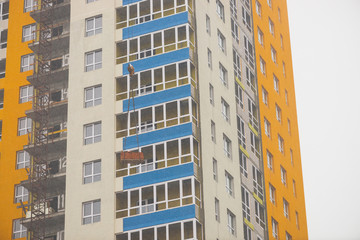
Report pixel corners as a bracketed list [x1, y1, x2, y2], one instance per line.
[120, 151, 144, 163]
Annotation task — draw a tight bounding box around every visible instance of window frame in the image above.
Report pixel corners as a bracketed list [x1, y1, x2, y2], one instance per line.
[221, 98, 230, 122]
[219, 63, 228, 87]
[85, 15, 102, 37]
[19, 85, 33, 103]
[84, 121, 102, 145]
[82, 199, 101, 224]
[83, 160, 101, 184]
[24, 0, 37, 13]
[227, 210, 236, 235]
[225, 171, 234, 196]
[216, 0, 225, 21]
[85, 49, 102, 72]
[12, 219, 27, 239]
[14, 185, 28, 203]
[16, 150, 30, 169]
[22, 24, 36, 42]
[217, 30, 226, 52]
[223, 135, 232, 158]
[266, 150, 273, 170]
[281, 166, 287, 186]
[84, 85, 102, 108]
[17, 117, 32, 136]
[20, 54, 34, 72]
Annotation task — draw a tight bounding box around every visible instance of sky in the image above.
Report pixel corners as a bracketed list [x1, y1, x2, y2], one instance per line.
[287, 0, 360, 239]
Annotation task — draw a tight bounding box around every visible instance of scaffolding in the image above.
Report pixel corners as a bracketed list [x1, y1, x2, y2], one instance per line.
[22, 1, 55, 239]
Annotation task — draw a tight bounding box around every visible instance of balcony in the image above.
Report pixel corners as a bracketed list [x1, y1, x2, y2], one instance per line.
[116, 177, 200, 219]
[22, 196, 65, 234]
[116, 60, 196, 101]
[30, 0, 70, 22]
[116, 0, 193, 30]
[116, 24, 195, 65]
[28, 24, 70, 56]
[26, 88, 68, 121]
[116, 136, 199, 178]
[24, 123, 67, 159]
[116, 97, 198, 139]
[21, 159, 66, 195]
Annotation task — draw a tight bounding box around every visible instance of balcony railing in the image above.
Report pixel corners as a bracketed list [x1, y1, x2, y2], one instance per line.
[116, 0, 193, 29]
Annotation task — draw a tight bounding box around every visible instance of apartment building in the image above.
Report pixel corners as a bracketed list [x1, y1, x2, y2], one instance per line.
[0, 0, 307, 239]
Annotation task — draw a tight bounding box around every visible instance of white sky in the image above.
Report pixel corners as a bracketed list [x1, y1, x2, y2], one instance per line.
[287, 0, 360, 239]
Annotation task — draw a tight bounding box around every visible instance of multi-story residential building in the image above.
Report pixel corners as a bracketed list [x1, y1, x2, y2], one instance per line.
[0, 0, 307, 239]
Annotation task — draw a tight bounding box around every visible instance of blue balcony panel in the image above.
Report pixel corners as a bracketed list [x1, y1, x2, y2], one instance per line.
[123, 162, 194, 190]
[122, 48, 190, 74]
[123, 122, 192, 150]
[123, 84, 191, 111]
[123, 205, 196, 231]
[123, 12, 188, 39]
[122, 0, 142, 5]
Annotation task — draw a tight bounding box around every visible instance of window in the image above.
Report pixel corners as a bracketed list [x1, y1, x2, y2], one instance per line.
[84, 85, 102, 108]
[244, 223, 252, 240]
[0, 120, 2, 141]
[18, 117, 32, 136]
[252, 166, 264, 200]
[281, 166, 287, 186]
[262, 87, 268, 105]
[24, 0, 37, 13]
[255, 1, 261, 16]
[237, 116, 246, 148]
[235, 83, 243, 108]
[258, 28, 264, 45]
[280, 34, 284, 49]
[221, 98, 230, 122]
[275, 104, 282, 123]
[288, 119, 291, 135]
[286, 232, 292, 240]
[19, 85, 33, 103]
[16, 151, 30, 169]
[231, 19, 239, 42]
[272, 218, 278, 239]
[0, 88, 3, 109]
[244, 36, 254, 67]
[86, 15, 102, 37]
[213, 158, 218, 181]
[233, 49, 241, 82]
[239, 151, 248, 177]
[255, 200, 265, 229]
[285, 89, 288, 105]
[206, 15, 211, 35]
[207, 48, 212, 69]
[269, 18, 274, 35]
[22, 24, 36, 42]
[87, 0, 98, 2]
[14, 185, 28, 203]
[296, 211, 300, 229]
[230, 0, 238, 19]
[209, 84, 214, 105]
[278, 135, 284, 153]
[215, 198, 220, 222]
[283, 61, 286, 77]
[266, 150, 273, 170]
[274, 75, 279, 93]
[267, 0, 272, 8]
[259, 57, 266, 75]
[85, 49, 102, 72]
[12, 219, 27, 239]
[283, 198, 289, 219]
[219, 63, 227, 86]
[278, 8, 282, 22]
[21, 54, 34, 72]
[271, 46, 277, 63]
[216, 0, 224, 21]
[293, 179, 297, 197]
[217, 30, 226, 52]
[223, 135, 232, 158]
[269, 184, 276, 204]
[264, 118, 271, 138]
[241, 186, 250, 220]
[225, 171, 234, 196]
[83, 160, 101, 184]
[290, 148, 294, 165]
[242, 7, 252, 31]
[227, 210, 236, 235]
[211, 121, 216, 142]
[0, 1, 9, 20]
[82, 200, 101, 224]
[84, 122, 101, 145]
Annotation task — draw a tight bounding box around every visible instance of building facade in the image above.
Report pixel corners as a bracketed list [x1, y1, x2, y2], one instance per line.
[0, 0, 307, 239]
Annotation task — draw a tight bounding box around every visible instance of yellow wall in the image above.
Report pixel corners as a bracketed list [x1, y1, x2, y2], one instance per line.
[0, 4, 34, 239]
[252, 0, 308, 239]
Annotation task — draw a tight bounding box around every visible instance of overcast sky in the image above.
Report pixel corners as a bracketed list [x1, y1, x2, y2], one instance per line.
[287, 0, 360, 239]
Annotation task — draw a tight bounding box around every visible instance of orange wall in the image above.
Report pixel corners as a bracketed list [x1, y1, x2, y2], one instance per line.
[252, 0, 308, 239]
[0, 3, 34, 239]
